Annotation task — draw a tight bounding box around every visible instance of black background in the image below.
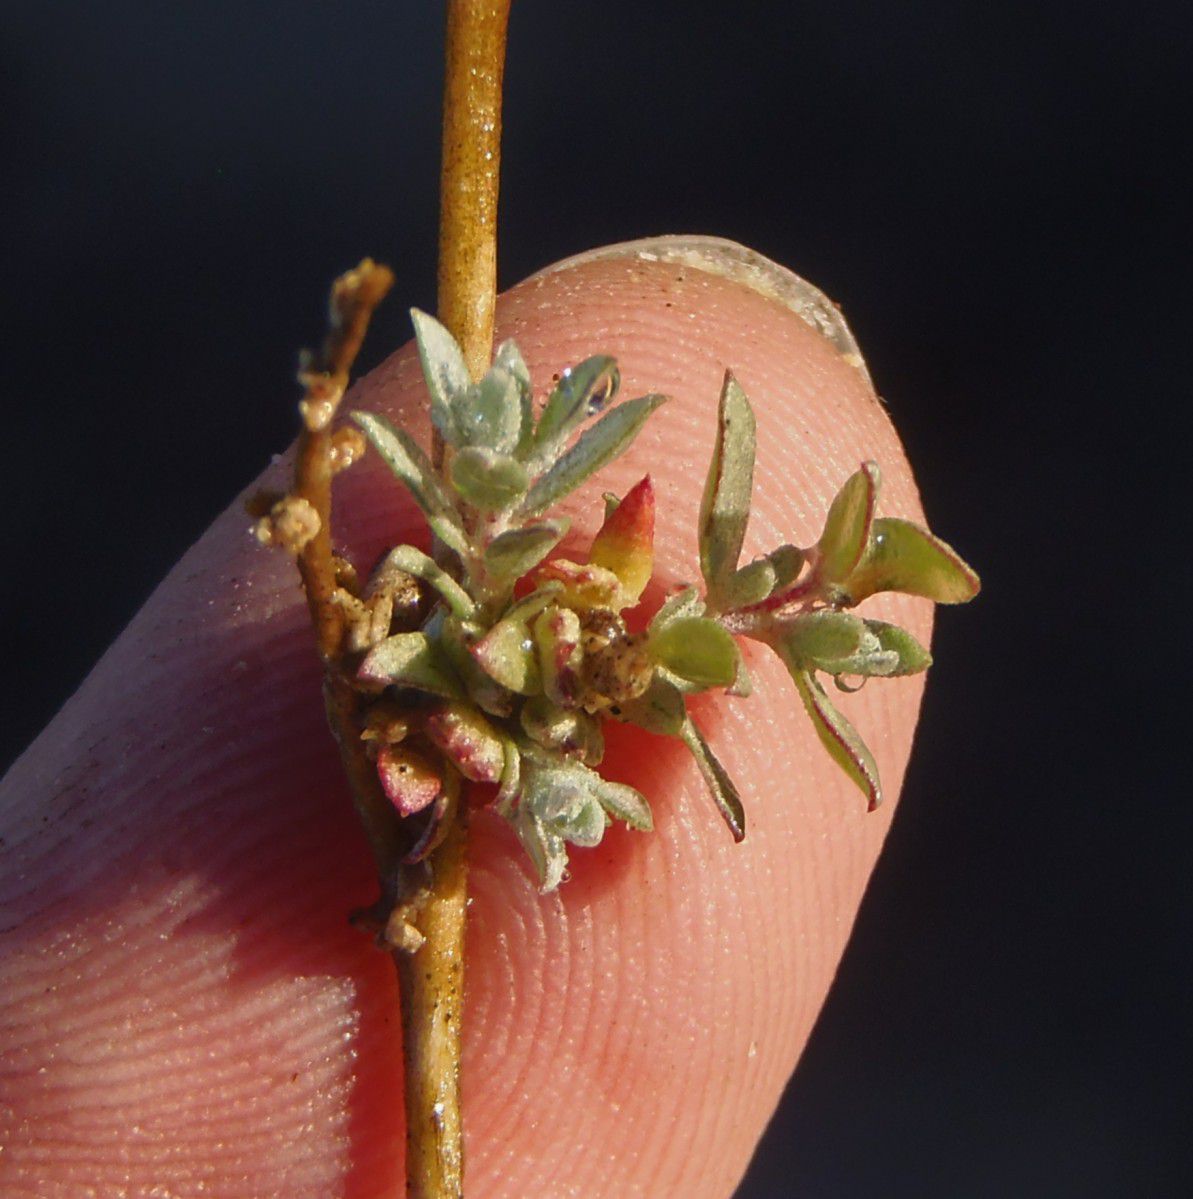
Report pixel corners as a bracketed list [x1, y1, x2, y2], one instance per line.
[2, 3, 1187, 1196]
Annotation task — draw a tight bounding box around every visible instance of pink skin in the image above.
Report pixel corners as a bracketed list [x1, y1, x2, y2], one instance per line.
[0, 243, 932, 1197]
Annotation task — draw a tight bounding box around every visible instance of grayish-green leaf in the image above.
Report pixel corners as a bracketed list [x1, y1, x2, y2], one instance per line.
[493, 338, 534, 455]
[520, 695, 605, 764]
[680, 717, 746, 841]
[352, 411, 467, 554]
[698, 372, 757, 598]
[520, 393, 668, 516]
[728, 651, 753, 698]
[532, 355, 620, 460]
[499, 584, 565, 625]
[440, 616, 514, 717]
[720, 544, 805, 610]
[452, 367, 523, 453]
[470, 614, 541, 695]
[776, 611, 903, 678]
[449, 446, 530, 511]
[648, 585, 706, 635]
[609, 672, 686, 735]
[817, 462, 880, 584]
[533, 757, 650, 837]
[530, 775, 607, 847]
[789, 664, 882, 809]
[862, 619, 933, 676]
[845, 517, 981, 605]
[508, 754, 655, 889]
[779, 611, 867, 664]
[357, 632, 462, 699]
[410, 308, 471, 444]
[590, 776, 652, 831]
[484, 520, 570, 582]
[495, 735, 522, 805]
[510, 805, 568, 892]
[649, 616, 741, 690]
[571, 797, 610, 847]
[372, 544, 475, 619]
[655, 666, 713, 695]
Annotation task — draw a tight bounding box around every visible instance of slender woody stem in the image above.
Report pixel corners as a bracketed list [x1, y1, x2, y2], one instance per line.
[398, 4, 511, 1197]
[438, 0, 511, 390]
[289, 261, 407, 879]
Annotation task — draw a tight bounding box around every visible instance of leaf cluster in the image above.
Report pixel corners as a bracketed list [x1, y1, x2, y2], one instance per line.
[698, 372, 980, 813]
[344, 318, 979, 887]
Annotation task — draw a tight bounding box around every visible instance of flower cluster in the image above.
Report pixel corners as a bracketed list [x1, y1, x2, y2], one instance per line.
[341, 313, 979, 888]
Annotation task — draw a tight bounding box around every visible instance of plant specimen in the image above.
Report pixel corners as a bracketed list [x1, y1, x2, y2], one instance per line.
[252, 5, 979, 1197]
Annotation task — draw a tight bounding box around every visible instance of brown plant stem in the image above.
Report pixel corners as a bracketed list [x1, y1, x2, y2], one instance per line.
[294, 259, 396, 663]
[438, 0, 512, 403]
[391, 5, 511, 1198]
[397, 773, 468, 1197]
[289, 261, 408, 879]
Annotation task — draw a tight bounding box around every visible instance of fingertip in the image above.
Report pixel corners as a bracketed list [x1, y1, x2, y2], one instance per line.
[0, 238, 938, 1199]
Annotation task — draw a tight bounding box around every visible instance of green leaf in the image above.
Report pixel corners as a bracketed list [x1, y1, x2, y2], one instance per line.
[440, 616, 514, 717]
[470, 614, 541, 695]
[520, 695, 605, 764]
[609, 672, 686, 735]
[493, 338, 534, 455]
[862, 619, 933, 676]
[352, 411, 467, 554]
[484, 520, 570, 582]
[357, 632, 463, 699]
[526, 762, 606, 848]
[774, 611, 906, 679]
[698, 371, 757, 597]
[778, 611, 867, 664]
[565, 796, 610, 848]
[509, 754, 656, 890]
[371, 544, 475, 619]
[589, 776, 653, 832]
[495, 735, 521, 805]
[648, 585, 705, 634]
[817, 462, 880, 584]
[510, 805, 568, 892]
[680, 717, 746, 841]
[521, 393, 668, 517]
[410, 308, 471, 445]
[532, 355, 620, 459]
[649, 617, 741, 690]
[789, 665, 882, 809]
[452, 366, 523, 453]
[449, 446, 530, 511]
[845, 517, 981, 605]
[720, 544, 805, 610]
[728, 652, 753, 698]
[533, 757, 650, 836]
[500, 584, 566, 624]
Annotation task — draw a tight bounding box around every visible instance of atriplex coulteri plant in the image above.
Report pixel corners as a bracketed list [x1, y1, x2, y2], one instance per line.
[260, 300, 981, 894]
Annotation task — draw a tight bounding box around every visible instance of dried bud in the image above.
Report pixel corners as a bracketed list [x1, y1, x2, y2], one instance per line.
[330, 425, 368, 474]
[253, 495, 320, 553]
